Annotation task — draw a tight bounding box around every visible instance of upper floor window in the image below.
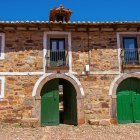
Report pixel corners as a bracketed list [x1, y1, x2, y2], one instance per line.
[0, 33, 5, 60]
[122, 37, 139, 64]
[50, 39, 66, 67]
[44, 32, 71, 72]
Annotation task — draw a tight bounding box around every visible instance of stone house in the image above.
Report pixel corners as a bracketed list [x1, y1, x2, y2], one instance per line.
[0, 5, 140, 126]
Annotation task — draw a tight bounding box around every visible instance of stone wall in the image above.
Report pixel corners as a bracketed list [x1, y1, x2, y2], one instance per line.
[0, 31, 43, 72]
[0, 30, 121, 123]
[0, 74, 118, 123]
[0, 75, 39, 122]
[71, 32, 89, 73]
[0, 31, 119, 73]
[71, 31, 119, 73]
[79, 74, 116, 121]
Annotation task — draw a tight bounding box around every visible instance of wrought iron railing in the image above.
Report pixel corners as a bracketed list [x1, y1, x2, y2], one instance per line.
[121, 48, 140, 65]
[47, 50, 67, 67]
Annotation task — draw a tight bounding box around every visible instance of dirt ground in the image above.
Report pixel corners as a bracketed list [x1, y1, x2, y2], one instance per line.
[0, 123, 140, 140]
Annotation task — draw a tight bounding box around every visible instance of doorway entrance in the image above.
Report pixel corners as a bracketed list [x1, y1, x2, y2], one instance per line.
[41, 78, 77, 126]
[116, 77, 140, 124]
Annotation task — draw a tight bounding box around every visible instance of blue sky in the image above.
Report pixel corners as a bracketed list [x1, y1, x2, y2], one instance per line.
[0, 0, 140, 21]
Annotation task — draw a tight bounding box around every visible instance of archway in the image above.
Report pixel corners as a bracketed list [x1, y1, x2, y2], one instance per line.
[41, 78, 77, 125]
[109, 73, 140, 123]
[32, 73, 85, 125]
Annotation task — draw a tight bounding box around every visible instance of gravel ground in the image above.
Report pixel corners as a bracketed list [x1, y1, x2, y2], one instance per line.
[0, 123, 140, 140]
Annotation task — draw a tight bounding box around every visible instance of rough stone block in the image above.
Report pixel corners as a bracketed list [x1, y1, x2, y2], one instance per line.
[101, 102, 109, 108]
[20, 118, 39, 127]
[99, 119, 111, 126]
[110, 118, 117, 125]
[88, 119, 99, 125]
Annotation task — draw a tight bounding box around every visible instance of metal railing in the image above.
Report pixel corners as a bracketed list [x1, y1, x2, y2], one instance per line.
[121, 48, 140, 65]
[47, 50, 67, 67]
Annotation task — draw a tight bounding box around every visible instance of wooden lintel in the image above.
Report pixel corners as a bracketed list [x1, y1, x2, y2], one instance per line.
[16, 27, 27, 30]
[101, 28, 114, 32]
[4, 27, 15, 30]
[29, 27, 38, 31]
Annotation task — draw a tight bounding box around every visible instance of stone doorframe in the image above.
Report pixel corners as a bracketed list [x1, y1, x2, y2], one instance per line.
[109, 73, 140, 118]
[32, 73, 85, 125]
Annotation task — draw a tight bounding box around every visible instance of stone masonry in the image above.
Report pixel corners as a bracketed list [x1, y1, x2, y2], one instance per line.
[0, 21, 139, 125]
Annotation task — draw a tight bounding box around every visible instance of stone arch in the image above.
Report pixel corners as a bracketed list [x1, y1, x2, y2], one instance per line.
[109, 73, 140, 118]
[109, 73, 140, 98]
[32, 73, 85, 125]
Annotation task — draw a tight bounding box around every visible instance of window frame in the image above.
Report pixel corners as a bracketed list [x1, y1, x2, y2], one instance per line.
[0, 33, 5, 60]
[43, 31, 72, 72]
[0, 77, 5, 99]
[117, 32, 140, 73]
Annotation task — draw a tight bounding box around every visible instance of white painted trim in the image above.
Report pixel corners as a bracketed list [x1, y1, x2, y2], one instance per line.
[0, 77, 5, 98]
[68, 33, 72, 72]
[0, 33, 5, 60]
[88, 71, 120, 75]
[43, 31, 72, 72]
[0, 72, 45, 76]
[43, 32, 47, 72]
[0, 71, 121, 76]
[117, 33, 121, 73]
[118, 32, 140, 35]
[45, 31, 72, 35]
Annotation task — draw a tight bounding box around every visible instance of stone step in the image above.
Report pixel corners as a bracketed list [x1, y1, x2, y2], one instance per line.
[20, 118, 39, 127]
[88, 118, 117, 126]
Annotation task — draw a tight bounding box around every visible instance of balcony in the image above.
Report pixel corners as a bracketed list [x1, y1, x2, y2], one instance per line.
[46, 50, 69, 70]
[121, 48, 140, 69]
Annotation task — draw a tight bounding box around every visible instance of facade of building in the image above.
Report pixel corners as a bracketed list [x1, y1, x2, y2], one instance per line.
[0, 5, 140, 126]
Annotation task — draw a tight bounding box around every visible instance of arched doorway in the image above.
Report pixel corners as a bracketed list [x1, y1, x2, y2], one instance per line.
[32, 73, 85, 126]
[41, 78, 77, 126]
[116, 77, 140, 124]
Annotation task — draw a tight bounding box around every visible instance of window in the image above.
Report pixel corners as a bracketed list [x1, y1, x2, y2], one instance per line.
[0, 77, 5, 99]
[50, 39, 66, 67]
[55, 15, 65, 22]
[123, 37, 139, 64]
[0, 33, 5, 60]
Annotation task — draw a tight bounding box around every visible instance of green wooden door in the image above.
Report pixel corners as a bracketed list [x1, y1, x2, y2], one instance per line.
[117, 91, 134, 124]
[117, 78, 140, 124]
[63, 81, 77, 125]
[41, 79, 59, 126]
[133, 94, 140, 123]
[117, 91, 140, 124]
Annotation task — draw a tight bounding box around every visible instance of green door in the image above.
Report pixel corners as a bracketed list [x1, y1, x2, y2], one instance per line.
[133, 94, 140, 123]
[41, 79, 59, 126]
[117, 91, 134, 124]
[117, 78, 140, 124]
[117, 91, 140, 124]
